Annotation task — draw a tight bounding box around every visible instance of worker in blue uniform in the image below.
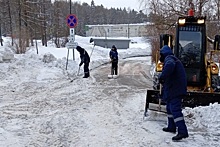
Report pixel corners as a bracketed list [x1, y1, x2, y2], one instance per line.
[76, 46, 90, 78]
[109, 45, 118, 75]
[159, 45, 189, 141]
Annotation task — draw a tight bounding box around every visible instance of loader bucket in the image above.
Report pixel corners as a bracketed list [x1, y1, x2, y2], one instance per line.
[183, 92, 220, 108]
[145, 89, 220, 116]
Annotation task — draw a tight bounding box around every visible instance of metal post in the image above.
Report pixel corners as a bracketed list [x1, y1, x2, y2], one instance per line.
[70, 0, 71, 14]
[128, 24, 130, 38]
[66, 49, 70, 70]
[73, 48, 75, 60]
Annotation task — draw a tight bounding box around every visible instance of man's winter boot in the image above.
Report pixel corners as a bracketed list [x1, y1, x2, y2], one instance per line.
[162, 127, 176, 133]
[83, 73, 89, 78]
[83, 75, 88, 78]
[172, 133, 189, 141]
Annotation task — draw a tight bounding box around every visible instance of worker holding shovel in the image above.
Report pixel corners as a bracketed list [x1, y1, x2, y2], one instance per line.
[109, 45, 118, 76]
[76, 46, 90, 78]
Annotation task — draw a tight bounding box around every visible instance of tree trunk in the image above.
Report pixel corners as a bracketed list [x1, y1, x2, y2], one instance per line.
[7, 0, 14, 46]
[0, 22, 3, 46]
[19, 0, 22, 53]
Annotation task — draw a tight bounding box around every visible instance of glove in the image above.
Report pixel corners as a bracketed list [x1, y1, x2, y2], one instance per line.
[79, 62, 83, 66]
[159, 77, 165, 84]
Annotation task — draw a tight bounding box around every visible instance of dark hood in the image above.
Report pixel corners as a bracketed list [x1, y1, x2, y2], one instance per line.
[160, 45, 173, 57]
[112, 45, 117, 51]
[76, 46, 84, 54]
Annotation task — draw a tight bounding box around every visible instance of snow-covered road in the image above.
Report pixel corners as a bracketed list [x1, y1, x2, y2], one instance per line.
[0, 56, 153, 146]
[0, 54, 220, 147]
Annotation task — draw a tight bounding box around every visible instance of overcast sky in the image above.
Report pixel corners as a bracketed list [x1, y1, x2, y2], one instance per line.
[75, 0, 143, 11]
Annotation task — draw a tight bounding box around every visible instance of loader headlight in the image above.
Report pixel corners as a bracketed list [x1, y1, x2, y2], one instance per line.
[178, 19, 185, 25]
[197, 19, 205, 24]
[211, 64, 219, 74]
[156, 62, 163, 72]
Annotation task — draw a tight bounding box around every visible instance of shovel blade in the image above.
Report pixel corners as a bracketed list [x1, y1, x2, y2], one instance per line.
[144, 89, 167, 115]
[149, 103, 167, 113]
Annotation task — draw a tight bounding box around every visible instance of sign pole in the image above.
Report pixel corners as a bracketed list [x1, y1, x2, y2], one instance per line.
[66, 49, 69, 70]
[66, 14, 78, 70]
[72, 47, 74, 61]
[70, 0, 72, 14]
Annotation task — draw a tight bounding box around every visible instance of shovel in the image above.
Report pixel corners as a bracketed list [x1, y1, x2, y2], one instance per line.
[70, 66, 81, 83]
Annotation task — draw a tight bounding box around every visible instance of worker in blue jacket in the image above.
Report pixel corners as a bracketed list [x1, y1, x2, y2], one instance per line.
[159, 45, 188, 141]
[76, 46, 90, 78]
[109, 45, 118, 75]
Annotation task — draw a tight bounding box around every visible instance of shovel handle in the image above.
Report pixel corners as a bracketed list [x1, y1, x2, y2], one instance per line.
[158, 84, 162, 111]
[77, 66, 80, 76]
[159, 84, 162, 95]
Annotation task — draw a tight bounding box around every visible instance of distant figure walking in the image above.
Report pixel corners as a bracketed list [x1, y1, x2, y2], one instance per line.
[76, 46, 90, 78]
[109, 45, 118, 75]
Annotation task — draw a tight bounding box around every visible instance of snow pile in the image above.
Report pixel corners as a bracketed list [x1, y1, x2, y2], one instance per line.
[0, 51, 14, 62]
[184, 103, 220, 131]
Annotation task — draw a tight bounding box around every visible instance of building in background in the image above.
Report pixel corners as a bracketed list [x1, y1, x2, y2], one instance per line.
[85, 23, 152, 37]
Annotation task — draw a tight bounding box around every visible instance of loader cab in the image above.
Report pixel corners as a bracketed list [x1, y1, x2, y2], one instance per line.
[174, 16, 207, 86]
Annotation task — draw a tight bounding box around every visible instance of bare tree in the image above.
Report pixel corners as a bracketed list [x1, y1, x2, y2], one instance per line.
[0, 0, 149, 50]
